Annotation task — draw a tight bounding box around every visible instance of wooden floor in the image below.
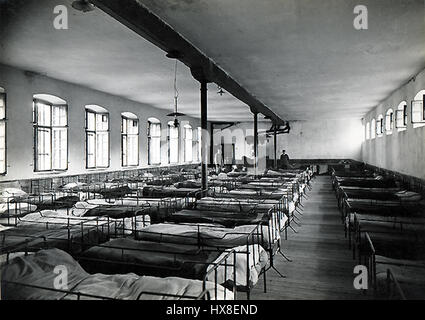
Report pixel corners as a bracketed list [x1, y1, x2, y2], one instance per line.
[250, 175, 369, 300]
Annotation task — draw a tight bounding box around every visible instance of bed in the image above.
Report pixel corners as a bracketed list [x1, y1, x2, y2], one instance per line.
[1, 248, 233, 300]
[360, 232, 425, 299]
[0, 211, 137, 255]
[78, 237, 266, 291]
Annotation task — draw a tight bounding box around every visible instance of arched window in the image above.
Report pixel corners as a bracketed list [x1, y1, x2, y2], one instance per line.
[385, 108, 394, 134]
[412, 90, 425, 128]
[376, 114, 384, 137]
[121, 112, 139, 167]
[147, 118, 161, 165]
[183, 124, 193, 163]
[365, 122, 370, 140]
[85, 105, 109, 169]
[33, 94, 68, 172]
[395, 101, 408, 131]
[371, 118, 376, 139]
[0, 87, 6, 174]
[168, 121, 179, 164]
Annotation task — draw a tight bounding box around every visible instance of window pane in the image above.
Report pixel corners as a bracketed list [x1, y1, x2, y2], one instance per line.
[395, 110, 405, 128]
[52, 128, 67, 169]
[128, 135, 138, 166]
[122, 118, 128, 134]
[129, 120, 138, 134]
[37, 102, 51, 126]
[412, 100, 424, 123]
[149, 137, 161, 164]
[151, 123, 161, 137]
[52, 105, 67, 126]
[184, 127, 192, 162]
[0, 93, 5, 120]
[170, 138, 179, 163]
[169, 125, 179, 139]
[96, 132, 109, 167]
[87, 111, 96, 130]
[37, 128, 51, 171]
[122, 135, 128, 167]
[87, 132, 95, 168]
[96, 113, 109, 131]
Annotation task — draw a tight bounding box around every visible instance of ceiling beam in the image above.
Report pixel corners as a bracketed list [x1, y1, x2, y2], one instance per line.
[91, 0, 286, 125]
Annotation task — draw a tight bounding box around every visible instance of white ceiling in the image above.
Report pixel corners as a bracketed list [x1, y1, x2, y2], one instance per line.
[1, 0, 424, 122]
[0, 0, 254, 121]
[138, 0, 425, 120]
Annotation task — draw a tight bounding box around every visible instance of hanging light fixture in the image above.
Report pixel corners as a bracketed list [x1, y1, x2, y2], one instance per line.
[167, 59, 186, 128]
[71, 0, 95, 12]
[217, 86, 225, 96]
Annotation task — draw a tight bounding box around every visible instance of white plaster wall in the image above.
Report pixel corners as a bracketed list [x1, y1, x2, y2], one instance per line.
[212, 119, 362, 171]
[268, 119, 363, 160]
[0, 64, 201, 181]
[362, 68, 425, 180]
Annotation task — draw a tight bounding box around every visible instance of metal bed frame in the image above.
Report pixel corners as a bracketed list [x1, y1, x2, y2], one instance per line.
[132, 221, 267, 300]
[361, 232, 425, 300]
[74, 242, 237, 300]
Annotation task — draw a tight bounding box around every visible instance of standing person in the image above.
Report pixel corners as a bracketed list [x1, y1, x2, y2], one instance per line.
[280, 149, 294, 169]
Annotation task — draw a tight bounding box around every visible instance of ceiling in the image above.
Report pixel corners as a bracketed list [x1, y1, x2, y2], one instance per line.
[138, 0, 425, 120]
[1, 0, 424, 122]
[0, 0, 254, 121]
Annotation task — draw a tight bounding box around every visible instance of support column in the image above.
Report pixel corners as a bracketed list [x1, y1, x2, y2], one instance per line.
[274, 124, 277, 169]
[209, 123, 214, 166]
[201, 80, 208, 193]
[253, 112, 258, 175]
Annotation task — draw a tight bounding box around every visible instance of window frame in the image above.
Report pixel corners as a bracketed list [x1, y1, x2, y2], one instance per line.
[395, 102, 408, 129]
[85, 108, 110, 169]
[0, 91, 7, 175]
[33, 98, 69, 172]
[411, 94, 425, 124]
[371, 118, 376, 139]
[385, 108, 394, 134]
[184, 125, 193, 163]
[121, 115, 139, 167]
[376, 115, 384, 137]
[167, 122, 179, 164]
[147, 120, 161, 165]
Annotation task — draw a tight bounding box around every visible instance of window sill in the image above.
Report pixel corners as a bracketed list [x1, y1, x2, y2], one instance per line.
[413, 123, 425, 129]
[34, 170, 68, 175]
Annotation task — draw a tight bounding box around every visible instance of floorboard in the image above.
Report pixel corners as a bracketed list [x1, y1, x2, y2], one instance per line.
[249, 175, 370, 300]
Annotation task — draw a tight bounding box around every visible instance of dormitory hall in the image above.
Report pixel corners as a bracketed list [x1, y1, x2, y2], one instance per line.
[0, 0, 424, 302]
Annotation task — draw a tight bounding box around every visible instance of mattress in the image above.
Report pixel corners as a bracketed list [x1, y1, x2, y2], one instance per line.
[194, 198, 277, 213]
[166, 209, 265, 228]
[142, 186, 201, 198]
[135, 223, 273, 250]
[1, 249, 233, 300]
